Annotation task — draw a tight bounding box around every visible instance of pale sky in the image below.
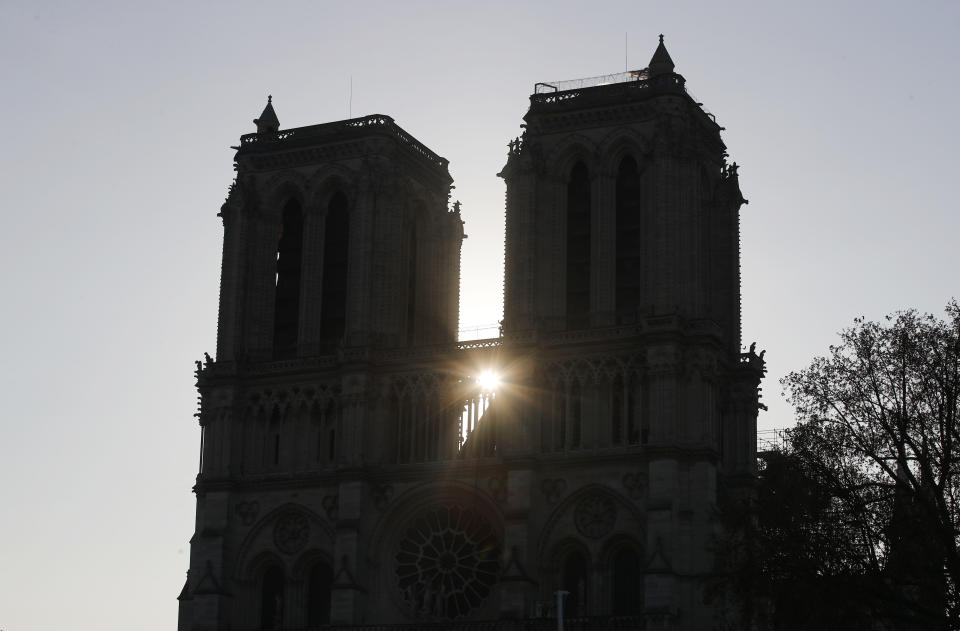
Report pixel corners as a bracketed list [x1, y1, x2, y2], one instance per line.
[2, 1, 958, 629]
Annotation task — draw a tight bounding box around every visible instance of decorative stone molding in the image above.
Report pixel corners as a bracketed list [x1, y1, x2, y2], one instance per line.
[332, 553, 366, 592]
[372, 484, 394, 511]
[241, 383, 341, 417]
[236, 501, 260, 526]
[621, 472, 646, 500]
[260, 169, 310, 212]
[219, 178, 248, 224]
[488, 474, 507, 504]
[540, 478, 567, 505]
[321, 494, 339, 521]
[234, 504, 335, 580]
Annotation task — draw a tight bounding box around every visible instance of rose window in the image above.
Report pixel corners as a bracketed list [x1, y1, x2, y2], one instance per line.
[273, 511, 310, 554]
[574, 494, 617, 539]
[394, 505, 501, 619]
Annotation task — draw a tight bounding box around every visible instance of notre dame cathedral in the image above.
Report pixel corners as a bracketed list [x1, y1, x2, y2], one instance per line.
[178, 37, 765, 631]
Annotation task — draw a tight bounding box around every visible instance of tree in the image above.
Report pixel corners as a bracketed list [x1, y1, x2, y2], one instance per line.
[715, 444, 887, 631]
[779, 301, 959, 628]
[717, 302, 959, 630]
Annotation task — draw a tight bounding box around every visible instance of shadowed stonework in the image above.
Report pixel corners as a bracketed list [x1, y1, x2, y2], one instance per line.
[178, 36, 764, 631]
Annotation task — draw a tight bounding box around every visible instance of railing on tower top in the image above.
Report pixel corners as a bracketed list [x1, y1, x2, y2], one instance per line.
[529, 68, 709, 121]
[535, 69, 650, 94]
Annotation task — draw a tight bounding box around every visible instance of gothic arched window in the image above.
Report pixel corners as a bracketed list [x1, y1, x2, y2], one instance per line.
[566, 162, 591, 329]
[615, 156, 643, 321]
[611, 545, 642, 615]
[395, 393, 415, 464]
[268, 405, 282, 468]
[260, 566, 284, 631]
[306, 561, 333, 627]
[311, 400, 337, 466]
[320, 192, 349, 348]
[273, 200, 303, 358]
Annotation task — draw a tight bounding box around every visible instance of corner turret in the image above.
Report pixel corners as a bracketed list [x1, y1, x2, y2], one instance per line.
[648, 34, 675, 76]
[253, 95, 279, 134]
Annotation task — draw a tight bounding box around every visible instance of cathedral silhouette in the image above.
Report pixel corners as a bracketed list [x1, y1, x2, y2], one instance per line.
[178, 37, 765, 631]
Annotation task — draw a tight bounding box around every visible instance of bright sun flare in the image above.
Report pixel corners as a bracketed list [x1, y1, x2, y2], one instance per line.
[477, 370, 501, 391]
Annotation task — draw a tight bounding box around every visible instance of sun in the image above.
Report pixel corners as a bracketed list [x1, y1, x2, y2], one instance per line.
[477, 370, 501, 391]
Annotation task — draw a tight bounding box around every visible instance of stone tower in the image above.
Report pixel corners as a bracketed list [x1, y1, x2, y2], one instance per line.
[178, 37, 764, 631]
[495, 35, 763, 627]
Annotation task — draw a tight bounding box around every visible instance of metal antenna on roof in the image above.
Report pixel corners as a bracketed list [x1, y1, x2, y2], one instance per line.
[625, 33, 628, 71]
[349, 75, 353, 119]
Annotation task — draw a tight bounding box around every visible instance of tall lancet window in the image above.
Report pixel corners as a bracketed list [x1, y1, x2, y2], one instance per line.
[405, 221, 418, 345]
[616, 156, 643, 321]
[273, 200, 303, 358]
[566, 162, 591, 329]
[320, 192, 349, 347]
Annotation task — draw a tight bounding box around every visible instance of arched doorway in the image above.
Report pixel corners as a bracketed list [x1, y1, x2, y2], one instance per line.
[260, 565, 284, 630]
[560, 549, 589, 617]
[306, 560, 333, 627]
[611, 545, 642, 615]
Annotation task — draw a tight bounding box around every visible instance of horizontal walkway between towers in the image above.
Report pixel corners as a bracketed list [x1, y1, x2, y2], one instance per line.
[299, 616, 645, 631]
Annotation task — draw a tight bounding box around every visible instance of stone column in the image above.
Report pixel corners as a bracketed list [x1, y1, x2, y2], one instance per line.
[215, 191, 247, 362]
[499, 469, 537, 617]
[541, 178, 567, 330]
[285, 577, 306, 629]
[200, 387, 236, 477]
[504, 168, 535, 331]
[593, 174, 616, 327]
[183, 490, 232, 630]
[441, 211, 463, 342]
[380, 179, 408, 345]
[248, 214, 279, 361]
[338, 377, 368, 467]
[644, 459, 679, 623]
[646, 343, 679, 444]
[330, 480, 365, 625]
[345, 186, 375, 348]
[299, 205, 326, 356]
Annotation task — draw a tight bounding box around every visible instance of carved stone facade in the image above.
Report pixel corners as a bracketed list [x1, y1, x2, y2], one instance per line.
[178, 38, 764, 631]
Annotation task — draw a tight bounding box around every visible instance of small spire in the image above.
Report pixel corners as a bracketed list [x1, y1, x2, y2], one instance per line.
[648, 34, 675, 76]
[253, 94, 280, 134]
